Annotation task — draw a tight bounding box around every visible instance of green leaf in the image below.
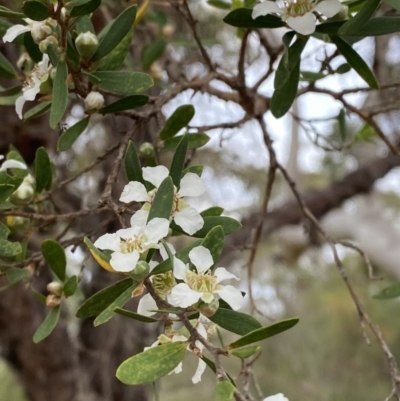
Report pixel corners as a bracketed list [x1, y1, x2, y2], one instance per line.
[6, 267, 30, 284]
[338, 108, 346, 142]
[314, 21, 344, 35]
[216, 381, 235, 401]
[0, 86, 21, 97]
[0, 184, 16, 203]
[230, 345, 261, 359]
[33, 306, 60, 343]
[0, 222, 10, 239]
[89, 71, 153, 95]
[339, 0, 381, 35]
[50, 59, 68, 129]
[299, 71, 326, 82]
[23, 101, 52, 121]
[384, 0, 400, 10]
[0, 239, 22, 257]
[147, 176, 174, 222]
[68, 0, 93, 6]
[0, 53, 17, 78]
[330, 36, 378, 89]
[76, 278, 134, 318]
[94, 283, 138, 326]
[124, 141, 144, 184]
[22, 1, 51, 21]
[100, 95, 149, 114]
[351, 17, 400, 36]
[223, 8, 285, 28]
[201, 226, 225, 266]
[34, 147, 51, 193]
[114, 307, 159, 322]
[63, 275, 79, 297]
[209, 308, 262, 335]
[24, 32, 42, 63]
[117, 342, 187, 385]
[84, 236, 116, 273]
[271, 60, 300, 118]
[227, 317, 299, 349]
[182, 165, 203, 177]
[200, 207, 224, 217]
[336, 63, 351, 74]
[170, 134, 188, 188]
[0, 6, 25, 18]
[41, 240, 66, 281]
[141, 38, 167, 70]
[57, 117, 90, 151]
[159, 105, 195, 140]
[172, 216, 241, 238]
[207, 0, 231, 9]
[75, 15, 95, 34]
[92, 5, 137, 61]
[70, 0, 101, 17]
[373, 283, 400, 300]
[163, 133, 210, 151]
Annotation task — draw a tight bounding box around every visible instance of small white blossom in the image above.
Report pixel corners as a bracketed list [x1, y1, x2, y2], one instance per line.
[252, 0, 341, 35]
[84, 91, 104, 111]
[94, 210, 169, 273]
[12, 174, 35, 201]
[168, 246, 244, 311]
[263, 394, 289, 401]
[120, 166, 206, 235]
[0, 155, 27, 171]
[3, 18, 55, 44]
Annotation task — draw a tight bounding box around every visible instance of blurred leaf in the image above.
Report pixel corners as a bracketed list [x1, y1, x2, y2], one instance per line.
[384, 0, 400, 10]
[230, 345, 261, 359]
[57, 117, 90, 151]
[330, 36, 378, 89]
[201, 207, 224, 217]
[76, 278, 134, 318]
[84, 237, 116, 273]
[170, 134, 188, 188]
[216, 381, 235, 401]
[0, 86, 21, 96]
[163, 133, 210, 151]
[42, 240, 66, 281]
[338, 108, 346, 142]
[117, 342, 187, 385]
[0, 239, 22, 257]
[63, 275, 79, 297]
[0, 222, 10, 239]
[336, 63, 351, 74]
[209, 308, 262, 335]
[339, 0, 381, 35]
[223, 8, 285, 28]
[75, 15, 95, 34]
[373, 283, 400, 299]
[93, 5, 137, 61]
[50, 59, 68, 129]
[24, 32, 42, 63]
[227, 317, 299, 349]
[159, 105, 195, 140]
[182, 165, 203, 177]
[147, 177, 174, 222]
[24, 101, 52, 121]
[0, 53, 17, 78]
[70, 0, 101, 17]
[100, 95, 148, 114]
[201, 226, 225, 267]
[124, 141, 144, 184]
[33, 306, 60, 343]
[34, 147, 51, 193]
[141, 38, 166, 70]
[300, 71, 326, 82]
[89, 71, 153, 94]
[0, 6, 25, 18]
[0, 184, 16, 203]
[6, 268, 30, 284]
[22, 1, 51, 21]
[208, 0, 231, 9]
[352, 17, 400, 36]
[355, 122, 376, 142]
[114, 307, 158, 322]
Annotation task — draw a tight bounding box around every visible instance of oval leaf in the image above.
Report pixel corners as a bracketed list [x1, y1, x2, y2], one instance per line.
[89, 71, 153, 94]
[6, 267, 31, 284]
[63, 275, 78, 297]
[24, 101, 52, 121]
[117, 342, 187, 385]
[200, 207, 224, 217]
[57, 116, 90, 151]
[124, 141, 144, 184]
[50, 59, 68, 129]
[34, 147, 51, 193]
[22, 1, 51, 21]
[159, 105, 195, 140]
[70, 0, 101, 17]
[209, 308, 262, 335]
[230, 345, 261, 359]
[33, 306, 60, 343]
[100, 95, 149, 114]
[163, 133, 210, 151]
[0, 53, 17, 78]
[373, 283, 400, 300]
[170, 134, 188, 188]
[223, 8, 285, 28]
[141, 38, 166, 70]
[0, 239, 22, 257]
[147, 176, 174, 222]
[216, 381, 235, 401]
[201, 226, 225, 267]
[41, 239, 66, 281]
[114, 307, 158, 322]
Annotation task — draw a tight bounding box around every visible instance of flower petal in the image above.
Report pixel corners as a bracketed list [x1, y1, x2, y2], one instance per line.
[144, 217, 170, 244]
[252, 2, 283, 19]
[192, 358, 207, 384]
[178, 173, 206, 197]
[169, 283, 202, 308]
[189, 246, 213, 273]
[23, 79, 41, 101]
[173, 257, 189, 280]
[263, 394, 289, 401]
[160, 242, 176, 260]
[1, 160, 27, 170]
[15, 96, 26, 120]
[215, 285, 244, 311]
[137, 293, 158, 316]
[110, 250, 140, 272]
[116, 226, 141, 239]
[120, 181, 150, 203]
[214, 267, 240, 283]
[170, 362, 183, 375]
[94, 233, 121, 252]
[286, 13, 316, 35]
[3, 24, 30, 43]
[130, 209, 149, 228]
[142, 165, 169, 188]
[174, 207, 204, 235]
[314, 0, 341, 17]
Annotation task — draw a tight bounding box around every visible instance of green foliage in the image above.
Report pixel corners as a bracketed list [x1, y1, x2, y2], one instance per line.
[0, 53, 17, 79]
[70, 0, 101, 17]
[114, 307, 158, 322]
[0, 5, 25, 18]
[33, 306, 60, 343]
[41, 240, 66, 281]
[162, 133, 210, 151]
[147, 177, 174, 222]
[209, 308, 262, 335]
[373, 283, 400, 299]
[100, 95, 149, 114]
[170, 135, 188, 187]
[141, 38, 167, 70]
[339, 0, 381, 35]
[201, 226, 225, 267]
[159, 105, 195, 140]
[50, 59, 68, 129]
[34, 147, 51, 193]
[23, 101, 52, 121]
[124, 141, 144, 184]
[6, 268, 31, 284]
[230, 345, 261, 359]
[23, 32, 42, 62]
[215, 381, 235, 401]
[22, 1, 51, 21]
[200, 207, 224, 217]
[63, 276, 79, 297]
[223, 8, 285, 28]
[58, 117, 90, 151]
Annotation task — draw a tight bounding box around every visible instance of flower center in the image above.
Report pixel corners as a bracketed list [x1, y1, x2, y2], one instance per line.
[153, 271, 176, 299]
[286, 0, 313, 16]
[120, 235, 145, 253]
[186, 272, 217, 294]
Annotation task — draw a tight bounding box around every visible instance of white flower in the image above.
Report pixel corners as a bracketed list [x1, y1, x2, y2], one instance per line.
[0, 155, 27, 171]
[263, 394, 289, 401]
[12, 174, 35, 201]
[120, 166, 206, 236]
[94, 210, 169, 273]
[3, 18, 54, 44]
[168, 246, 244, 311]
[252, 0, 342, 35]
[15, 54, 51, 119]
[84, 91, 104, 111]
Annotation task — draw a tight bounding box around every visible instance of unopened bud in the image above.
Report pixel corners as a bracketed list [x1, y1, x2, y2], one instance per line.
[197, 298, 219, 317]
[47, 281, 63, 296]
[75, 31, 99, 61]
[162, 24, 175, 37]
[130, 261, 150, 281]
[84, 91, 104, 111]
[39, 35, 59, 54]
[31, 20, 54, 44]
[139, 142, 155, 158]
[149, 62, 163, 80]
[46, 294, 61, 308]
[11, 174, 35, 204]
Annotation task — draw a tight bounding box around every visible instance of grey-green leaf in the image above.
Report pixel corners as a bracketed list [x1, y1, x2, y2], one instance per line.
[209, 308, 262, 335]
[201, 226, 225, 267]
[41, 239, 66, 281]
[6, 267, 31, 284]
[373, 283, 400, 300]
[0, 53, 17, 78]
[216, 381, 235, 401]
[147, 176, 174, 222]
[162, 133, 210, 151]
[170, 134, 188, 188]
[141, 38, 167, 70]
[63, 275, 79, 297]
[159, 105, 195, 141]
[124, 141, 144, 184]
[24, 101, 52, 121]
[22, 1, 51, 21]
[57, 117, 90, 151]
[33, 306, 60, 343]
[34, 147, 51, 193]
[114, 307, 158, 322]
[339, 0, 381, 35]
[0, 239, 22, 257]
[223, 8, 285, 28]
[89, 71, 153, 94]
[70, 0, 101, 17]
[50, 59, 68, 129]
[100, 95, 149, 114]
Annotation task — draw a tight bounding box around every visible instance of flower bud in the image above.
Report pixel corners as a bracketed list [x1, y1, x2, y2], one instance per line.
[6, 216, 29, 231]
[149, 62, 163, 80]
[47, 281, 63, 296]
[84, 91, 104, 111]
[75, 31, 99, 61]
[39, 35, 59, 54]
[31, 20, 54, 44]
[162, 24, 175, 37]
[46, 294, 61, 308]
[139, 142, 155, 158]
[130, 261, 150, 281]
[197, 298, 219, 317]
[11, 174, 35, 204]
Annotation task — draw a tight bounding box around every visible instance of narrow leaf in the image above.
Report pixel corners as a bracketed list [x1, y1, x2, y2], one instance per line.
[230, 345, 261, 359]
[339, 0, 381, 35]
[0, 53, 17, 78]
[0, 184, 16, 203]
[223, 8, 285, 28]
[124, 141, 144, 184]
[50, 59, 68, 129]
[200, 207, 224, 217]
[84, 236, 115, 273]
[201, 226, 225, 267]
[41, 239, 66, 281]
[70, 0, 101, 17]
[100, 95, 149, 114]
[159, 105, 195, 140]
[209, 308, 262, 335]
[22, 1, 51, 21]
[33, 306, 60, 343]
[57, 117, 90, 151]
[147, 176, 174, 222]
[162, 133, 210, 151]
[24, 32, 42, 63]
[141, 38, 166, 70]
[114, 307, 158, 322]
[34, 147, 51, 193]
[63, 275, 79, 297]
[170, 134, 188, 188]
[216, 381, 235, 401]
[23, 101, 51, 121]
